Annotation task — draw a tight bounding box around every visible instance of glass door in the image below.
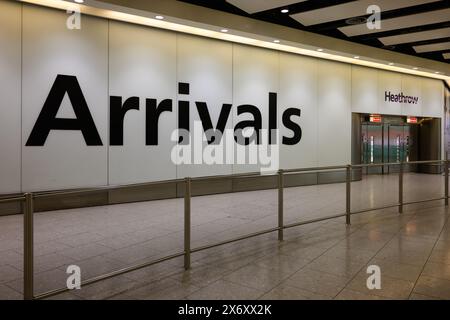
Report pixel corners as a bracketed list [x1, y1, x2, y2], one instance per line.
[362, 124, 383, 174]
[387, 125, 406, 173]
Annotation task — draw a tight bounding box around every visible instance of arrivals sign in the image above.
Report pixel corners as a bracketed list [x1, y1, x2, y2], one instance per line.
[25, 75, 302, 147]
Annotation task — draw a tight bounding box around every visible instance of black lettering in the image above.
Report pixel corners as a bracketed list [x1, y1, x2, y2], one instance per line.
[146, 99, 173, 145]
[26, 74, 102, 146]
[110, 96, 139, 146]
[269, 92, 277, 144]
[195, 102, 232, 144]
[282, 108, 302, 145]
[178, 82, 190, 144]
[234, 104, 262, 145]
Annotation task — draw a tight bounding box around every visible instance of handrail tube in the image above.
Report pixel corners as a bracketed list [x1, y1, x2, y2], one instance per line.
[184, 178, 191, 270]
[406, 160, 445, 164]
[23, 193, 34, 300]
[346, 165, 351, 225]
[33, 178, 186, 200]
[0, 196, 25, 204]
[0, 159, 446, 202]
[283, 213, 347, 229]
[283, 165, 347, 174]
[190, 171, 269, 182]
[351, 203, 401, 215]
[445, 157, 449, 206]
[351, 160, 444, 168]
[34, 251, 185, 300]
[403, 197, 446, 206]
[190, 227, 281, 253]
[278, 170, 284, 241]
[283, 168, 347, 176]
[351, 162, 397, 168]
[399, 162, 404, 214]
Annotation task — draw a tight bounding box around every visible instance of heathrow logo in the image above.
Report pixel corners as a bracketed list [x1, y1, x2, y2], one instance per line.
[385, 91, 420, 104]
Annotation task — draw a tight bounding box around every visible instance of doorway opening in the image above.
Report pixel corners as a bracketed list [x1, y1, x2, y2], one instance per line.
[352, 113, 441, 175]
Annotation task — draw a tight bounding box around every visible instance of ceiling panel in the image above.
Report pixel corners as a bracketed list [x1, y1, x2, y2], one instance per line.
[339, 8, 450, 37]
[413, 41, 450, 53]
[225, 0, 305, 14]
[379, 27, 450, 45]
[180, 0, 450, 64]
[291, 0, 438, 27]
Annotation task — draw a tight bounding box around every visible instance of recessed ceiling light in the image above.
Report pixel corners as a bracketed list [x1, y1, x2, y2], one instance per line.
[354, 56, 360, 59]
[155, 15, 164, 20]
[221, 29, 228, 33]
[435, 71, 440, 74]
[74, 0, 84, 3]
[389, 62, 394, 66]
[413, 67, 418, 70]
[273, 39, 280, 43]
[317, 48, 323, 52]
[281, 9, 289, 13]
[346, 16, 367, 25]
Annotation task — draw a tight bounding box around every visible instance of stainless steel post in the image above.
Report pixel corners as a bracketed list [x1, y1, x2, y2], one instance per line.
[346, 165, 351, 225]
[184, 178, 191, 270]
[399, 162, 403, 214]
[445, 154, 449, 206]
[23, 193, 34, 300]
[278, 170, 284, 241]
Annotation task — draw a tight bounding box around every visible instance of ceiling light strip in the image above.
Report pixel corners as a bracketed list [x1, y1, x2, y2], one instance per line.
[19, 0, 449, 80]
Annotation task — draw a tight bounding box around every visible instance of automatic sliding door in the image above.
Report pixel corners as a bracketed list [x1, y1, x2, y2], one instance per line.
[362, 124, 383, 174]
[387, 125, 404, 173]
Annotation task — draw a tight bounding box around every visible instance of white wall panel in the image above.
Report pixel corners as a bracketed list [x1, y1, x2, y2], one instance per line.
[0, 1, 21, 194]
[401, 74, 422, 116]
[109, 21, 177, 184]
[279, 52, 318, 169]
[421, 78, 444, 118]
[351, 66, 378, 114]
[317, 60, 351, 166]
[378, 70, 402, 115]
[21, 6, 108, 191]
[232, 45, 279, 174]
[176, 35, 233, 178]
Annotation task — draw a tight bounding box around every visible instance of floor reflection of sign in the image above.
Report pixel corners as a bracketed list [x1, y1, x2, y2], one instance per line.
[370, 136, 374, 163]
[406, 136, 410, 162]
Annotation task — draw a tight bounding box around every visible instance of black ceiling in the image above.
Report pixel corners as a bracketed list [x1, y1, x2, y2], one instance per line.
[179, 0, 450, 64]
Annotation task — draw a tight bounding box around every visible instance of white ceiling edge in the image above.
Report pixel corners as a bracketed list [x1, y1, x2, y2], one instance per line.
[225, 0, 304, 14]
[414, 42, 450, 53]
[379, 27, 450, 46]
[18, 0, 450, 81]
[291, 0, 438, 27]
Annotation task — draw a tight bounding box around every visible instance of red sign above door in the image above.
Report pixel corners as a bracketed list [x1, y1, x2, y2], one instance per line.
[369, 114, 382, 123]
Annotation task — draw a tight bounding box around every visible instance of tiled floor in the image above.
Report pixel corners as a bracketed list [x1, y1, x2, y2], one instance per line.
[0, 172, 449, 300]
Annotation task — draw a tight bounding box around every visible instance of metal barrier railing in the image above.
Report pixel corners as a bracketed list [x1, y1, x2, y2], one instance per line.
[0, 159, 448, 300]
